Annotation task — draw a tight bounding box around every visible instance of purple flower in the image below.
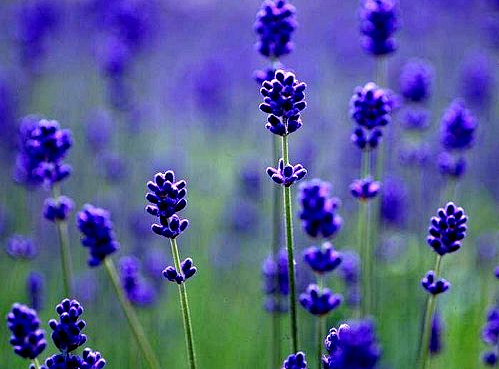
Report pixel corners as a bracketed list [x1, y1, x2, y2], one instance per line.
[43, 196, 74, 222]
[37, 350, 106, 369]
[437, 152, 466, 178]
[482, 308, 499, 345]
[81, 348, 106, 369]
[380, 176, 406, 226]
[399, 60, 433, 102]
[254, 0, 297, 59]
[162, 258, 197, 285]
[253, 65, 281, 85]
[440, 100, 477, 151]
[97, 35, 131, 79]
[267, 158, 307, 186]
[299, 284, 342, 316]
[282, 351, 307, 369]
[259, 70, 307, 136]
[430, 312, 443, 355]
[6, 235, 37, 260]
[298, 179, 343, 239]
[421, 271, 450, 295]
[351, 127, 383, 151]
[400, 108, 430, 131]
[339, 251, 360, 285]
[119, 256, 157, 306]
[77, 204, 120, 267]
[27, 271, 45, 311]
[6, 303, 46, 359]
[350, 82, 392, 130]
[427, 202, 467, 256]
[49, 299, 87, 353]
[146, 170, 189, 239]
[303, 242, 342, 274]
[460, 53, 494, 109]
[350, 177, 381, 201]
[483, 351, 498, 366]
[359, 0, 399, 56]
[262, 248, 289, 296]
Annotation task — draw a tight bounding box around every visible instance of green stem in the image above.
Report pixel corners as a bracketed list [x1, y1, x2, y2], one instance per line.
[316, 316, 324, 369]
[419, 255, 443, 369]
[104, 258, 161, 369]
[32, 358, 41, 369]
[170, 238, 197, 369]
[359, 150, 372, 317]
[282, 133, 299, 354]
[51, 185, 73, 298]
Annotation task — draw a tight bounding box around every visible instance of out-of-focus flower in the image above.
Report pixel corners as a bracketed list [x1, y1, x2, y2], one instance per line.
[6, 235, 37, 260]
[281, 351, 307, 369]
[6, 303, 46, 359]
[460, 53, 495, 110]
[400, 108, 430, 131]
[430, 312, 443, 355]
[359, 0, 399, 56]
[119, 256, 156, 305]
[440, 100, 477, 151]
[437, 152, 466, 178]
[421, 271, 450, 295]
[399, 60, 433, 103]
[380, 176, 406, 226]
[43, 196, 74, 222]
[27, 271, 45, 311]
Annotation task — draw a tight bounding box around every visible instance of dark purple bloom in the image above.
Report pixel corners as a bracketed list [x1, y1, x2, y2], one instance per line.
[400, 108, 430, 131]
[77, 204, 120, 267]
[49, 299, 87, 353]
[350, 177, 381, 201]
[351, 127, 383, 151]
[437, 152, 466, 178]
[254, 0, 297, 59]
[259, 70, 307, 136]
[27, 271, 45, 311]
[267, 158, 307, 186]
[427, 202, 467, 256]
[359, 0, 398, 56]
[43, 196, 74, 222]
[440, 100, 477, 151]
[303, 242, 342, 274]
[323, 320, 381, 369]
[119, 256, 156, 306]
[254, 65, 281, 85]
[282, 351, 307, 369]
[146, 170, 189, 239]
[430, 312, 443, 355]
[338, 251, 360, 285]
[380, 176, 406, 226]
[6, 303, 46, 359]
[460, 53, 494, 109]
[350, 82, 392, 130]
[6, 235, 37, 260]
[495, 266, 499, 279]
[262, 248, 289, 297]
[37, 349, 106, 369]
[162, 258, 197, 285]
[483, 351, 498, 366]
[298, 179, 343, 239]
[421, 271, 450, 295]
[299, 284, 342, 316]
[81, 348, 107, 369]
[399, 60, 433, 102]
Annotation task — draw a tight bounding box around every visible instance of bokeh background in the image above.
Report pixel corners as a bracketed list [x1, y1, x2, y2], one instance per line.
[1, 0, 499, 368]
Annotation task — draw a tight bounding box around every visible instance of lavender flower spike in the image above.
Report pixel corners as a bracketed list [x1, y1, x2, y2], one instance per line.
[350, 177, 381, 201]
[48, 298, 87, 353]
[303, 242, 342, 274]
[427, 202, 467, 256]
[421, 271, 451, 295]
[282, 351, 308, 369]
[299, 284, 342, 316]
[267, 158, 307, 186]
[162, 258, 197, 285]
[359, 0, 399, 56]
[6, 303, 46, 359]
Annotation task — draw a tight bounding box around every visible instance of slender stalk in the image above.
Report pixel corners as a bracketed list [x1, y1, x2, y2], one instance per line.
[104, 258, 161, 369]
[316, 317, 324, 369]
[419, 255, 443, 369]
[170, 238, 197, 369]
[281, 133, 299, 353]
[359, 150, 372, 317]
[32, 358, 41, 369]
[51, 185, 73, 297]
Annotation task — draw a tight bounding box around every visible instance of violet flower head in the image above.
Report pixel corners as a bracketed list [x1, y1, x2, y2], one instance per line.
[401, 108, 430, 131]
[323, 320, 381, 369]
[350, 177, 381, 201]
[27, 271, 45, 311]
[282, 351, 308, 369]
[421, 271, 450, 295]
[298, 179, 343, 239]
[6, 303, 46, 359]
[77, 204, 120, 267]
[440, 100, 477, 151]
[37, 349, 106, 369]
[359, 0, 399, 56]
[430, 312, 443, 355]
[437, 152, 466, 178]
[81, 348, 107, 369]
[162, 258, 197, 285]
[119, 256, 156, 306]
[299, 284, 342, 316]
[43, 196, 74, 222]
[267, 158, 307, 186]
[427, 202, 467, 256]
[146, 170, 189, 239]
[6, 234, 37, 260]
[399, 60, 434, 103]
[262, 248, 289, 313]
[351, 127, 382, 151]
[49, 299, 87, 353]
[303, 242, 342, 274]
[254, 0, 297, 59]
[259, 70, 307, 136]
[350, 82, 392, 130]
[460, 53, 494, 109]
[482, 307, 499, 366]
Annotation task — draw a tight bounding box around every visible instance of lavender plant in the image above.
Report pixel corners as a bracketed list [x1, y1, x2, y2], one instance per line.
[146, 170, 198, 369]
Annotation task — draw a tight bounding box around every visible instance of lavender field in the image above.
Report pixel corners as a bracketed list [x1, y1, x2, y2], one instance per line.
[1, 0, 499, 368]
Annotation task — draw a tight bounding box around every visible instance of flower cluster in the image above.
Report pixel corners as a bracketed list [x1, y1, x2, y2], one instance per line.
[6, 235, 37, 260]
[254, 0, 297, 59]
[427, 202, 467, 256]
[6, 303, 46, 359]
[119, 256, 156, 306]
[259, 70, 307, 136]
[299, 284, 342, 316]
[298, 179, 343, 239]
[322, 321, 381, 369]
[440, 100, 477, 151]
[146, 170, 189, 239]
[399, 60, 433, 103]
[267, 158, 307, 186]
[349, 177, 381, 201]
[421, 271, 450, 295]
[77, 204, 120, 267]
[162, 258, 197, 285]
[282, 351, 308, 369]
[262, 248, 289, 312]
[43, 196, 74, 222]
[350, 83, 392, 151]
[359, 0, 398, 56]
[482, 307, 499, 366]
[437, 152, 466, 178]
[15, 118, 72, 187]
[303, 242, 342, 274]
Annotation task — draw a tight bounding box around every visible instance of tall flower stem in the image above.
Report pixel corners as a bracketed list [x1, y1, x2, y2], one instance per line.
[170, 238, 197, 369]
[419, 255, 443, 369]
[104, 258, 161, 369]
[316, 276, 325, 369]
[51, 185, 73, 297]
[281, 132, 299, 353]
[359, 150, 372, 317]
[32, 358, 41, 369]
